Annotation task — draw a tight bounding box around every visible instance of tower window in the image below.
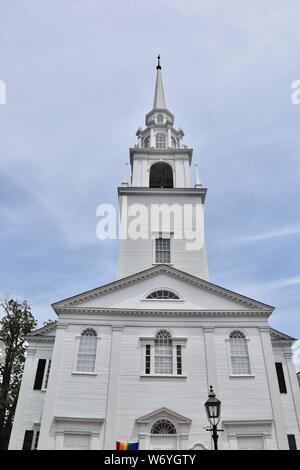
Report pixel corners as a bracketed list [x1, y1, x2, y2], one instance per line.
[155, 237, 171, 263]
[171, 136, 177, 148]
[149, 162, 173, 188]
[144, 136, 150, 148]
[157, 114, 164, 123]
[155, 132, 167, 149]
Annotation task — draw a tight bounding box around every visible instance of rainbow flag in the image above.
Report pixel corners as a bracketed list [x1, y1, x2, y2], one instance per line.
[116, 441, 139, 450]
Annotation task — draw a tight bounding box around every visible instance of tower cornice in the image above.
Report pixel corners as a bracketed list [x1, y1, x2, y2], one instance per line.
[118, 186, 207, 203]
[129, 147, 193, 165]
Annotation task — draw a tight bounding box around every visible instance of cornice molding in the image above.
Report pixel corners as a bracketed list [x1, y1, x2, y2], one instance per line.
[52, 264, 273, 313]
[55, 307, 271, 318]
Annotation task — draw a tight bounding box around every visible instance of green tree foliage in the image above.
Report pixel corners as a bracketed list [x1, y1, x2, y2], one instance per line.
[0, 299, 37, 450]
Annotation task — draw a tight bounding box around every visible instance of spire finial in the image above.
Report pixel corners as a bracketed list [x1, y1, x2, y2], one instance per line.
[157, 54, 161, 70]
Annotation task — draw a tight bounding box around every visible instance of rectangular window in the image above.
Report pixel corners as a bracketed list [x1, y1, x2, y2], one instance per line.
[176, 345, 182, 375]
[33, 359, 46, 390]
[275, 362, 287, 394]
[155, 237, 171, 264]
[43, 360, 52, 390]
[33, 430, 40, 450]
[22, 430, 34, 450]
[287, 434, 297, 450]
[145, 345, 151, 374]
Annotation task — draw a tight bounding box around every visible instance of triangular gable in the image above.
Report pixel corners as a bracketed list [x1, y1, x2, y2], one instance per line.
[52, 264, 274, 313]
[27, 321, 57, 340]
[270, 327, 296, 343]
[136, 407, 191, 425]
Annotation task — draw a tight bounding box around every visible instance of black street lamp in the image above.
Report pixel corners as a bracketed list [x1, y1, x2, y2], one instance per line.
[204, 385, 222, 450]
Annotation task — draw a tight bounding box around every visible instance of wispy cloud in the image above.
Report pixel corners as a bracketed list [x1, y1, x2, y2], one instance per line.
[226, 226, 300, 245]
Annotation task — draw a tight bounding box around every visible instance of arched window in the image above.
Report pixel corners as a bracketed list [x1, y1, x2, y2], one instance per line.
[157, 114, 164, 124]
[171, 136, 177, 148]
[151, 420, 176, 435]
[146, 290, 179, 300]
[155, 330, 173, 374]
[155, 133, 167, 149]
[143, 136, 150, 148]
[77, 328, 97, 373]
[149, 162, 173, 188]
[229, 330, 251, 375]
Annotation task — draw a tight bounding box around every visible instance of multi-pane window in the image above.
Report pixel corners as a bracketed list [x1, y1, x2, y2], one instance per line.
[155, 330, 173, 374]
[143, 136, 150, 148]
[33, 358, 52, 391]
[146, 290, 179, 300]
[151, 420, 176, 434]
[171, 136, 177, 148]
[145, 345, 151, 374]
[44, 360, 52, 389]
[155, 237, 171, 263]
[157, 114, 164, 123]
[229, 330, 251, 375]
[176, 345, 182, 375]
[33, 430, 40, 450]
[77, 328, 97, 373]
[155, 132, 167, 149]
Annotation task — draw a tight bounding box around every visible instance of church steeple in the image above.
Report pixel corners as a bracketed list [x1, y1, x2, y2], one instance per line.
[153, 55, 166, 110]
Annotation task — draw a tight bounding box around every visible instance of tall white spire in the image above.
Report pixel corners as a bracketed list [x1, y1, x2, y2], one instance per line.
[153, 55, 166, 109]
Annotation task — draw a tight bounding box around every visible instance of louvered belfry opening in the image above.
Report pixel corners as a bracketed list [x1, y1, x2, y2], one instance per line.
[149, 162, 173, 188]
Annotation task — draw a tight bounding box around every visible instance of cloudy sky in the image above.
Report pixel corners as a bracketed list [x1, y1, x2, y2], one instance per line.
[0, 1, 299, 356]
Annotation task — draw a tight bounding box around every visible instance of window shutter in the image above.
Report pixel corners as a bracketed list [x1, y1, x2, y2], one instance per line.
[33, 359, 46, 390]
[275, 362, 287, 394]
[22, 430, 34, 450]
[287, 434, 297, 450]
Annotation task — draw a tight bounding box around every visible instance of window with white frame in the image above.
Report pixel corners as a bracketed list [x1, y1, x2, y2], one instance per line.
[141, 331, 186, 376]
[76, 328, 97, 373]
[155, 132, 167, 149]
[155, 330, 173, 374]
[146, 289, 179, 300]
[171, 136, 177, 148]
[144, 136, 150, 148]
[157, 114, 164, 124]
[155, 237, 171, 263]
[229, 330, 251, 375]
[151, 420, 177, 434]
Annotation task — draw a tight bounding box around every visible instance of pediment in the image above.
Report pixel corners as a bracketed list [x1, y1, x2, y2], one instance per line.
[270, 328, 296, 343]
[136, 407, 191, 425]
[52, 264, 274, 314]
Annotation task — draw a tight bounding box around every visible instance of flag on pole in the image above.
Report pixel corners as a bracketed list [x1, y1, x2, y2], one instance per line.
[116, 441, 139, 450]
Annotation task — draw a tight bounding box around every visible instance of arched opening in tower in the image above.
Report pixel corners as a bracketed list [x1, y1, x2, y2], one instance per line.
[149, 162, 174, 188]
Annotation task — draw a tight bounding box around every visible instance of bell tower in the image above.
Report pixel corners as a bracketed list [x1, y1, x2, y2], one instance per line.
[117, 57, 208, 280]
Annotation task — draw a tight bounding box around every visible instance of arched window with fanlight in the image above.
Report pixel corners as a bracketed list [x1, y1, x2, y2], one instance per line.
[229, 330, 251, 375]
[157, 114, 164, 124]
[171, 136, 177, 148]
[155, 132, 167, 149]
[151, 420, 177, 435]
[77, 328, 97, 373]
[146, 290, 180, 300]
[149, 162, 173, 188]
[155, 330, 173, 374]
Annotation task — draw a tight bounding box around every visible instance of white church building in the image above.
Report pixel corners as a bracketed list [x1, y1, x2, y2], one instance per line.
[9, 59, 300, 451]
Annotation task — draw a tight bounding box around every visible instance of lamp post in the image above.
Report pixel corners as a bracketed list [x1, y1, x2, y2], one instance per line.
[204, 385, 222, 451]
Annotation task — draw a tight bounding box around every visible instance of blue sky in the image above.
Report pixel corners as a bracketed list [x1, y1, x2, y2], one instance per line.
[0, 1, 299, 351]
